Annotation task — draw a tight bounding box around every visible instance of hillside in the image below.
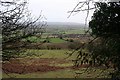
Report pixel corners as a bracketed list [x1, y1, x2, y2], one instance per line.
[47, 22, 86, 28]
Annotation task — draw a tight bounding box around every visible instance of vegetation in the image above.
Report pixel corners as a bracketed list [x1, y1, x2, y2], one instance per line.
[89, 2, 120, 76]
[46, 26, 86, 34]
[3, 68, 113, 78]
[24, 36, 46, 43]
[49, 38, 66, 43]
[88, 2, 120, 78]
[2, 0, 119, 79]
[3, 49, 113, 78]
[19, 49, 70, 59]
[67, 1, 120, 79]
[1, 0, 46, 61]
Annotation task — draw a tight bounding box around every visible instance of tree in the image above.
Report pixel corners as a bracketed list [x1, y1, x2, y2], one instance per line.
[88, 2, 120, 77]
[0, 0, 46, 61]
[69, 1, 120, 78]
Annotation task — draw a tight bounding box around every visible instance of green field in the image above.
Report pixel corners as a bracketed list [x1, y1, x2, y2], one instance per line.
[22, 36, 45, 43]
[23, 36, 66, 43]
[46, 25, 87, 35]
[3, 49, 113, 78]
[22, 26, 87, 43]
[2, 26, 112, 78]
[65, 29, 86, 34]
[3, 49, 75, 78]
[19, 49, 78, 61]
[20, 49, 69, 58]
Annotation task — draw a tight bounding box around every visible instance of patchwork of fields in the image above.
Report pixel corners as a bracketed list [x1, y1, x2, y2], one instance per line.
[2, 25, 113, 78]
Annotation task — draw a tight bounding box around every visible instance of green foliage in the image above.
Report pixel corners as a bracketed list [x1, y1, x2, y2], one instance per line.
[24, 36, 66, 43]
[68, 41, 81, 49]
[89, 2, 120, 37]
[66, 39, 74, 42]
[88, 2, 120, 78]
[26, 36, 45, 43]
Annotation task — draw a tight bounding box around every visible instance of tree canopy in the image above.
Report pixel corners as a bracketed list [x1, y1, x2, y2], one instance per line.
[89, 2, 120, 37]
[69, 1, 120, 78]
[88, 2, 120, 78]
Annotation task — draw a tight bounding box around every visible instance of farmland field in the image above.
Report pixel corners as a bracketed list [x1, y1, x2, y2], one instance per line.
[2, 23, 113, 79]
[3, 50, 113, 78]
[23, 36, 67, 43]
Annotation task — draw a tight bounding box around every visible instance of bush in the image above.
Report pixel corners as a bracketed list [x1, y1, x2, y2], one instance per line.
[68, 41, 82, 49]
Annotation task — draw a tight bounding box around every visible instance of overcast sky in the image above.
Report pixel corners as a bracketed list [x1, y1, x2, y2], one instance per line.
[28, 0, 95, 24]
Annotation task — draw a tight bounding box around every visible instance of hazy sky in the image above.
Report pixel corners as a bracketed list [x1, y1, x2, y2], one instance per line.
[28, 0, 95, 23]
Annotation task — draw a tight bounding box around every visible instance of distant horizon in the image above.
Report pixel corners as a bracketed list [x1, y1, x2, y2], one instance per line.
[46, 21, 88, 28]
[28, 0, 94, 24]
[47, 21, 85, 24]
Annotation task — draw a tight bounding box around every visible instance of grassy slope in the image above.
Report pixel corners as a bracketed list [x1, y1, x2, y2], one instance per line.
[3, 68, 112, 78]
[2, 49, 76, 78]
[23, 36, 66, 43]
[19, 49, 76, 59]
[3, 49, 113, 78]
[3, 69, 75, 78]
[65, 29, 85, 34]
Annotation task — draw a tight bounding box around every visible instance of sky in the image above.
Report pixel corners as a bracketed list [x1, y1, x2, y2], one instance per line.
[28, 0, 95, 24]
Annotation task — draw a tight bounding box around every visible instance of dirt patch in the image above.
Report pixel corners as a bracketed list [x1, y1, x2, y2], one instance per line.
[2, 58, 70, 74]
[3, 63, 64, 74]
[2, 58, 91, 74]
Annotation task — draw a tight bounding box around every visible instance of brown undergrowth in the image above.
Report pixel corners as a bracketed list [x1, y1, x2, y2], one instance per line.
[2, 58, 91, 74]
